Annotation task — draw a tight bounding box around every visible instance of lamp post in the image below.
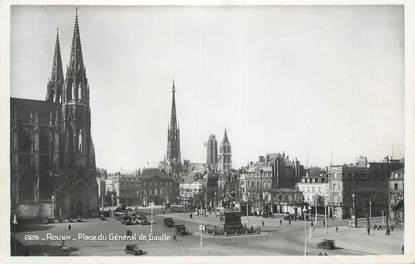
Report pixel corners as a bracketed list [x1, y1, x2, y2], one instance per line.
[315, 195, 318, 224]
[324, 196, 327, 234]
[369, 199, 372, 220]
[150, 201, 154, 234]
[308, 205, 312, 238]
[302, 206, 308, 256]
[352, 193, 355, 214]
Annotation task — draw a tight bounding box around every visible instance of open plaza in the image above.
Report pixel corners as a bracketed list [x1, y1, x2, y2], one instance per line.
[12, 207, 403, 256]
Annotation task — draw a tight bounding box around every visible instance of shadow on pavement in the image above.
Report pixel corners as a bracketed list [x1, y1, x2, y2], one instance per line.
[11, 237, 79, 256]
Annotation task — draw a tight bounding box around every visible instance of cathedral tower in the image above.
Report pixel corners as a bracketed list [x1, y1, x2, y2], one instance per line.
[166, 80, 182, 173]
[218, 129, 232, 172]
[61, 10, 94, 169]
[60, 10, 97, 217]
[206, 134, 218, 171]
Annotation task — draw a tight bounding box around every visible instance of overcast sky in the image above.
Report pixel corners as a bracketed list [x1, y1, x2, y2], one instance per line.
[11, 5, 404, 172]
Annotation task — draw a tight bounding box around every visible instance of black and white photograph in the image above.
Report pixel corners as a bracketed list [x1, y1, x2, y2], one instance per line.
[2, 1, 415, 262]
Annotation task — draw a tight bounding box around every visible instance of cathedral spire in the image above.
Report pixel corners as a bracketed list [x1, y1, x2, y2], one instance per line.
[46, 28, 64, 102]
[69, 8, 84, 71]
[64, 8, 88, 104]
[222, 128, 229, 144]
[170, 79, 177, 131]
[166, 79, 181, 171]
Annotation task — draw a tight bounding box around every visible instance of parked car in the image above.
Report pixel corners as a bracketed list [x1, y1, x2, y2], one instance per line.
[137, 216, 150, 225]
[317, 239, 336, 250]
[164, 217, 174, 227]
[174, 224, 190, 235]
[76, 216, 83, 222]
[125, 244, 144, 255]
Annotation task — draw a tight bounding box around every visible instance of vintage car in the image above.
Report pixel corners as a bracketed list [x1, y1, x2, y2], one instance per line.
[125, 244, 144, 255]
[163, 217, 174, 227]
[137, 216, 150, 225]
[174, 224, 190, 235]
[317, 239, 336, 250]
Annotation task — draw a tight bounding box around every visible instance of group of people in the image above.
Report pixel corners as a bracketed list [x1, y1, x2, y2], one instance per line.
[318, 252, 328, 256]
[125, 229, 133, 236]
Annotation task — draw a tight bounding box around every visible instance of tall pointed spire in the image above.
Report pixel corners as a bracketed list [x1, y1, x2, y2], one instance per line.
[69, 7, 84, 71]
[170, 79, 177, 131]
[64, 8, 89, 104]
[46, 28, 64, 102]
[222, 128, 229, 144]
[166, 79, 181, 172]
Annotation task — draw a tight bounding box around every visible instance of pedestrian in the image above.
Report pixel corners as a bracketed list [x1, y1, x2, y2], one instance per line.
[280, 219, 282, 225]
[68, 224, 71, 231]
[289, 219, 291, 226]
[262, 221, 264, 227]
[391, 225, 395, 232]
[190, 213, 192, 219]
[336, 226, 339, 233]
[324, 252, 328, 256]
[401, 245, 404, 255]
[251, 226, 254, 232]
[367, 227, 370, 235]
[311, 221, 314, 227]
[318, 252, 323, 256]
[173, 234, 177, 241]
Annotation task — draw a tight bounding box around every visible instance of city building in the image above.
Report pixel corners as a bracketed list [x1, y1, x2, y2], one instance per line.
[118, 175, 140, 206]
[105, 172, 120, 206]
[328, 156, 404, 219]
[206, 134, 218, 171]
[296, 172, 329, 211]
[218, 129, 232, 172]
[10, 12, 98, 220]
[389, 168, 404, 224]
[243, 153, 305, 215]
[166, 80, 182, 174]
[136, 168, 179, 206]
[237, 173, 247, 201]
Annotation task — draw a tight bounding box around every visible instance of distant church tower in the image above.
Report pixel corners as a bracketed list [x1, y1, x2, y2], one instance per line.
[218, 129, 232, 172]
[206, 134, 218, 171]
[166, 80, 182, 173]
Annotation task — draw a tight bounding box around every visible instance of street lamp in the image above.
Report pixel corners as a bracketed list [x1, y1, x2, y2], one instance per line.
[150, 201, 154, 234]
[352, 193, 355, 215]
[308, 205, 312, 239]
[302, 206, 308, 256]
[324, 196, 327, 234]
[314, 195, 318, 224]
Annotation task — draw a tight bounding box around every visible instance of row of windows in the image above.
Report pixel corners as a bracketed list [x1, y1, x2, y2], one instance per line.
[299, 185, 323, 193]
[119, 181, 174, 188]
[246, 180, 272, 189]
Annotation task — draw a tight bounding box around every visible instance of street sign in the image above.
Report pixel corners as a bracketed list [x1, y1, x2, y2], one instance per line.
[199, 224, 205, 231]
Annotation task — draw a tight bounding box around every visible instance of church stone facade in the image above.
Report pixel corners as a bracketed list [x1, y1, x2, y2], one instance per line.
[10, 11, 98, 220]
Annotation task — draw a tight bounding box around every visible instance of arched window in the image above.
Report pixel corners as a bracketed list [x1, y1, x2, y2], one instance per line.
[19, 173, 34, 202]
[39, 129, 51, 154]
[18, 129, 32, 153]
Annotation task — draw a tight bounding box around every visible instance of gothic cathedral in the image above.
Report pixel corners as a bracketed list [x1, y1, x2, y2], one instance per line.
[10, 11, 98, 220]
